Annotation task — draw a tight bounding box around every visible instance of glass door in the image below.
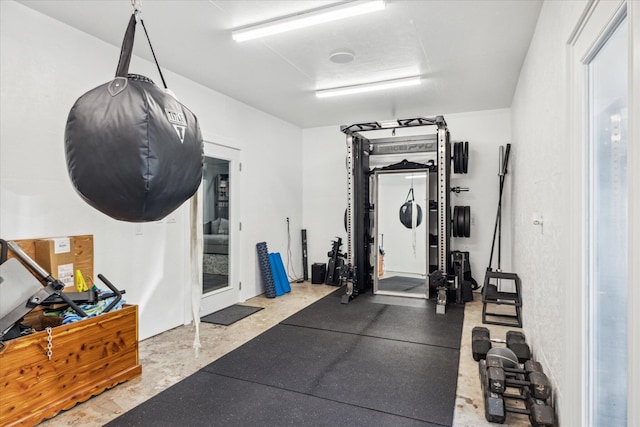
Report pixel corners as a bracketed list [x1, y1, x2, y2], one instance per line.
[202, 157, 229, 294]
[201, 142, 240, 316]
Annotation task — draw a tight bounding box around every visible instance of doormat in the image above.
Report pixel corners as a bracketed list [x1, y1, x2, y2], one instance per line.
[201, 305, 263, 326]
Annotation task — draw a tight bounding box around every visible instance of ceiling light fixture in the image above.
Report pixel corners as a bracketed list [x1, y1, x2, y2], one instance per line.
[316, 76, 422, 98]
[232, 1, 385, 42]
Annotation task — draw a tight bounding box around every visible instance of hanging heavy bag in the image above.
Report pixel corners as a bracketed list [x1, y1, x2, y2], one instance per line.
[65, 13, 203, 222]
[399, 187, 423, 229]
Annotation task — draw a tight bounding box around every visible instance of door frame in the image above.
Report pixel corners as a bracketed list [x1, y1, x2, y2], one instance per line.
[199, 141, 241, 316]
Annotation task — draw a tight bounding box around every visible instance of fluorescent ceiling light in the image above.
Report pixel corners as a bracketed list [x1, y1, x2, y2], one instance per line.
[316, 76, 421, 98]
[232, 1, 385, 42]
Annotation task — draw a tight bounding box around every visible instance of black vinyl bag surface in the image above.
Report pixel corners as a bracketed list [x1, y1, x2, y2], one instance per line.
[65, 14, 203, 222]
[399, 187, 423, 229]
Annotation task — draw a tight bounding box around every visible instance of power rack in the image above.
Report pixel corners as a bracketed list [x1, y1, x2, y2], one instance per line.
[339, 116, 470, 313]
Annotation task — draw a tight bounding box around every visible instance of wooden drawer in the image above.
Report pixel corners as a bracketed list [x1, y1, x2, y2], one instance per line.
[0, 304, 142, 426]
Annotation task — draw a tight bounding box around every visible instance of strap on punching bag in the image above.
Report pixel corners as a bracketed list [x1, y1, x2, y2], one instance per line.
[115, 14, 136, 78]
[115, 7, 168, 89]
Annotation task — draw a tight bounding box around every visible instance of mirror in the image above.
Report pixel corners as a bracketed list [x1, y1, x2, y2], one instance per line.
[374, 170, 430, 298]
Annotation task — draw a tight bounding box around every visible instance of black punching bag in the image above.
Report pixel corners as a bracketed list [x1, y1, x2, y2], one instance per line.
[65, 13, 203, 222]
[399, 187, 423, 229]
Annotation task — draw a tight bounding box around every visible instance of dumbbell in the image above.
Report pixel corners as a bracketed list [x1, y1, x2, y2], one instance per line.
[506, 331, 531, 363]
[472, 326, 531, 363]
[480, 365, 555, 426]
[481, 348, 552, 401]
[526, 389, 556, 427]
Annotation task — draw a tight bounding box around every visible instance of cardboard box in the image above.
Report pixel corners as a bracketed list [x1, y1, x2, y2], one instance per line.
[35, 237, 75, 287]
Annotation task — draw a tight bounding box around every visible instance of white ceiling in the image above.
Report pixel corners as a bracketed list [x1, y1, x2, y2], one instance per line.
[19, 0, 542, 128]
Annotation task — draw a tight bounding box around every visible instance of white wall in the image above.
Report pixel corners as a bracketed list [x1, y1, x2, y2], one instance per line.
[0, 1, 302, 340]
[510, 1, 586, 424]
[302, 109, 512, 286]
[378, 172, 428, 275]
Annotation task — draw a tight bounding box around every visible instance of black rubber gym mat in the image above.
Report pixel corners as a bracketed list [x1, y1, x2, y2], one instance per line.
[281, 289, 464, 349]
[106, 371, 439, 427]
[200, 304, 263, 326]
[377, 275, 427, 293]
[203, 324, 460, 426]
[109, 290, 463, 426]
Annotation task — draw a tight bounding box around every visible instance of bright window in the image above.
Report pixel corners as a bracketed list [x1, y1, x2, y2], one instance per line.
[586, 15, 628, 426]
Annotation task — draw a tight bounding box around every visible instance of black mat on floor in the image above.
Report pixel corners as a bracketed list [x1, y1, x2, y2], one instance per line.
[378, 275, 427, 293]
[106, 371, 438, 427]
[204, 324, 459, 425]
[108, 289, 463, 426]
[200, 304, 263, 325]
[281, 289, 464, 349]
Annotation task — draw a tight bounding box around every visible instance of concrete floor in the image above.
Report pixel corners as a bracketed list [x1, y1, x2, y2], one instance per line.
[39, 282, 535, 426]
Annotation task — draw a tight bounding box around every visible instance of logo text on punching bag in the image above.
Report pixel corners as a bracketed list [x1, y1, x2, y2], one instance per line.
[165, 108, 187, 143]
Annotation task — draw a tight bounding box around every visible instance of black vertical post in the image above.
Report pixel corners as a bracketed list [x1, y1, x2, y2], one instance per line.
[301, 229, 308, 281]
[353, 135, 372, 293]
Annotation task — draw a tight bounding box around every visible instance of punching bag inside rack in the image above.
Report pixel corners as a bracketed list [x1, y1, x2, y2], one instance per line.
[65, 13, 203, 222]
[399, 187, 423, 229]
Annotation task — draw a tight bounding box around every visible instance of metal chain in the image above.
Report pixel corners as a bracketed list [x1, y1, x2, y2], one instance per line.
[46, 327, 53, 360]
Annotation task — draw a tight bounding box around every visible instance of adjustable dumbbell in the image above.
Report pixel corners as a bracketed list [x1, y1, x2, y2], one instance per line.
[471, 326, 531, 362]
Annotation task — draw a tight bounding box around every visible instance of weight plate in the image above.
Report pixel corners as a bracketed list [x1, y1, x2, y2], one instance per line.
[464, 206, 471, 237]
[455, 142, 462, 174]
[344, 208, 348, 233]
[451, 142, 458, 173]
[452, 206, 459, 237]
[463, 141, 469, 174]
[452, 142, 458, 174]
[458, 205, 465, 238]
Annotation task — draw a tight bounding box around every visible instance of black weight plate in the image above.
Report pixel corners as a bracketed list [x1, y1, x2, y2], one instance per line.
[464, 206, 471, 237]
[452, 206, 459, 237]
[455, 142, 462, 174]
[344, 208, 348, 233]
[452, 142, 459, 174]
[451, 142, 458, 173]
[458, 206, 465, 238]
[453, 206, 462, 237]
[463, 141, 469, 174]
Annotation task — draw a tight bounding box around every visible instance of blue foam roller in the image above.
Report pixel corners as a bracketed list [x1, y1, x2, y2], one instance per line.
[269, 253, 285, 297]
[273, 252, 291, 293]
[256, 242, 276, 298]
